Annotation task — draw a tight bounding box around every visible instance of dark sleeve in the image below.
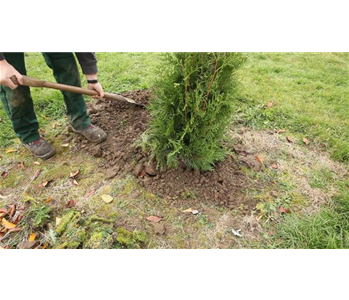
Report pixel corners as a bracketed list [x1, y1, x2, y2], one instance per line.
[75, 52, 98, 74]
[0, 53, 5, 61]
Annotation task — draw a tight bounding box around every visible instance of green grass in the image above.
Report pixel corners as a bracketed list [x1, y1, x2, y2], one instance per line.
[273, 180, 349, 249]
[236, 52, 349, 162]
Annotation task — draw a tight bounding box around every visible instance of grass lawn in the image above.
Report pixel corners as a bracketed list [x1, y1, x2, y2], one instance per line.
[0, 52, 348, 249]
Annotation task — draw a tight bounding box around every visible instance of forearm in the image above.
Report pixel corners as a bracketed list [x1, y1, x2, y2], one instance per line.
[75, 52, 98, 75]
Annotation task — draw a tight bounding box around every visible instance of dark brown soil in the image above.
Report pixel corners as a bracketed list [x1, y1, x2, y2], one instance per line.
[73, 90, 255, 213]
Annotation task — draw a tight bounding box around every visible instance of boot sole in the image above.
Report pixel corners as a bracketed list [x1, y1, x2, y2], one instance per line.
[35, 148, 56, 160]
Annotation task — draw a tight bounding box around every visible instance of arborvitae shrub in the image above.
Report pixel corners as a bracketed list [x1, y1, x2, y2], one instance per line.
[142, 52, 246, 171]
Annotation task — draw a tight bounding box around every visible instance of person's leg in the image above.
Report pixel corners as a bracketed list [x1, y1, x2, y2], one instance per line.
[42, 53, 91, 130]
[0, 52, 40, 143]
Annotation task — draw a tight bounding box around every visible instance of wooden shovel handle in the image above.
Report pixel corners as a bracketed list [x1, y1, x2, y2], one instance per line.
[10, 75, 144, 107]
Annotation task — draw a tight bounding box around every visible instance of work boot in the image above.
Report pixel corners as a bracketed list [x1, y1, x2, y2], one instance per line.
[72, 124, 107, 144]
[22, 138, 56, 160]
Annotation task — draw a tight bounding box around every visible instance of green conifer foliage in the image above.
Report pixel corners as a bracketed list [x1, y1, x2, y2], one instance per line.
[143, 52, 246, 171]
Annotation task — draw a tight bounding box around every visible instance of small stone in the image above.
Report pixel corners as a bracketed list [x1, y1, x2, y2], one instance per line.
[133, 163, 144, 176]
[145, 163, 157, 176]
[91, 145, 102, 158]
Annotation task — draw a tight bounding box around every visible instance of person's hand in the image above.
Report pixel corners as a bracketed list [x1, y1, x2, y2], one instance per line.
[0, 60, 23, 89]
[88, 82, 105, 100]
[86, 74, 104, 99]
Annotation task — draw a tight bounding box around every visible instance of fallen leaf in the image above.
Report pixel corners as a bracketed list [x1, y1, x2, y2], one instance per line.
[70, 170, 80, 178]
[33, 169, 42, 180]
[277, 129, 286, 134]
[140, 169, 147, 178]
[42, 243, 48, 249]
[39, 180, 53, 188]
[56, 217, 62, 226]
[303, 138, 310, 145]
[255, 154, 264, 165]
[0, 212, 5, 219]
[6, 149, 17, 154]
[2, 218, 16, 229]
[46, 197, 51, 203]
[8, 205, 16, 219]
[18, 162, 25, 169]
[182, 208, 194, 214]
[1, 171, 8, 179]
[232, 228, 243, 237]
[271, 164, 278, 169]
[72, 179, 79, 186]
[33, 161, 41, 166]
[9, 227, 23, 233]
[17, 240, 38, 249]
[146, 216, 163, 223]
[267, 101, 273, 108]
[29, 232, 36, 242]
[61, 143, 70, 148]
[101, 194, 113, 203]
[84, 189, 95, 198]
[279, 206, 291, 214]
[286, 136, 294, 143]
[66, 200, 75, 208]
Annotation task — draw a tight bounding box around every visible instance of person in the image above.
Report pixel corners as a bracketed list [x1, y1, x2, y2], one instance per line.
[0, 52, 107, 159]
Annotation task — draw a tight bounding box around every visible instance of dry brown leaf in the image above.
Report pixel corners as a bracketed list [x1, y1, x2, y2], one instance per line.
[267, 101, 273, 108]
[8, 205, 16, 220]
[1, 171, 8, 179]
[255, 154, 264, 165]
[2, 218, 16, 229]
[66, 200, 75, 208]
[61, 143, 70, 148]
[303, 138, 310, 145]
[18, 162, 25, 170]
[70, 170, 80, 179]
[286, 136, 294, 143]
[277, 129, 286, 134]
[72, 179, 79, 186]
[84, 189, 95, 198]
[140, 169, 147, 178]
[279, 207, 291, 214]
[39, 180, 53, 188]
[271, 164, 278, 170]
[6, 149, 17, 154]
[29, 232, 36, 242]
[46, 197, 51, 203]
[33, 161, 41, 166]
[146, 216, 163, 223]
[33, 169, 42, 180]
[101, 194, 113, 203]
[182, 208, 194, 214]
